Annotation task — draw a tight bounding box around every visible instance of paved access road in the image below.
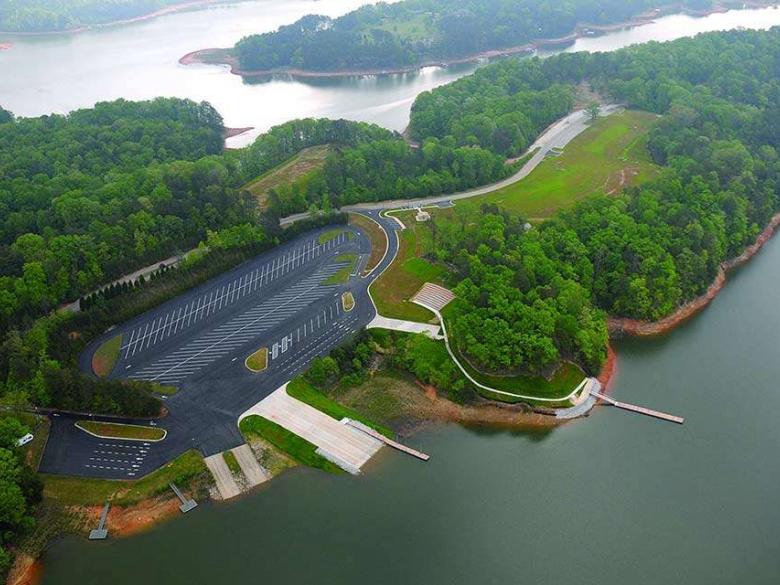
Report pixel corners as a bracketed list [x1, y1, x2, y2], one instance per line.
[41, 106, 613, 479]
[40, 216, 402, 479]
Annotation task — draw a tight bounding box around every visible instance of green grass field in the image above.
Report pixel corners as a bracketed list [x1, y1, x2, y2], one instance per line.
[43, 450, 207, 506]
[91, 334, 122, 378]
[462, 110, 659, 218]
[76, 421, 166, 441]
[371, 211, 445, 322]
[239, 415, 343, 474]
[286, 377, 394, 438]
[243, 145, 330, 208]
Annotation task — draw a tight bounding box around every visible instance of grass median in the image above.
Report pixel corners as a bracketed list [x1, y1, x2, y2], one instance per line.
[348, 213, 386, 274]
[92, 334, 122, 378]
[325, 253, 357, 284]
[245, 347, 268, 373]
[76, 420, 166, 441]
[239, 415, 343, 474]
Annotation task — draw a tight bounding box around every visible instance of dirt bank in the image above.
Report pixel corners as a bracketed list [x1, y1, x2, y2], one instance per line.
[597, 343, 618, 393]
[83, 496, 181, 538]
[609, 211, 780, 337]
[6, 555, 42, 585]
[180, 1, 776, 78]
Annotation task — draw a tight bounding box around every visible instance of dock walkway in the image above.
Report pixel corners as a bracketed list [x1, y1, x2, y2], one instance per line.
[344, 419, 430, 461]
[593, 392, 684, 424]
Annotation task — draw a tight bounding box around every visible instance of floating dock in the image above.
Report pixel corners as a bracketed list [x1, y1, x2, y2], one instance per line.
[89, 502, 110, 540]
[344, 419, 430, 461]
[170, 482, 198, 513]
[592, 392, 684, 424]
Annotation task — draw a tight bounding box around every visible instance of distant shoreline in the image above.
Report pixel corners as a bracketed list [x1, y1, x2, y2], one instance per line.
[180, 2, 779, 79]
[0, 0, 229, 36]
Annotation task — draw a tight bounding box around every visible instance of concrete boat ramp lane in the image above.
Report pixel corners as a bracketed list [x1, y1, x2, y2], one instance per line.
[241, 384, 384, 475]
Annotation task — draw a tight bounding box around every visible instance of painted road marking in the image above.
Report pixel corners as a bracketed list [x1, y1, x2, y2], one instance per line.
[120, 234, 354, 370]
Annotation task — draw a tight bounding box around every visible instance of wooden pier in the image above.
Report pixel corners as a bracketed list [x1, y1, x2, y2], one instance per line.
[592, 392, 684, 424]
[345, 419, 430, 461]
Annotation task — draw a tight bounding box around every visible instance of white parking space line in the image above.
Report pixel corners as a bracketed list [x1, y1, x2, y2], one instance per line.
[120, 233, 355, 369]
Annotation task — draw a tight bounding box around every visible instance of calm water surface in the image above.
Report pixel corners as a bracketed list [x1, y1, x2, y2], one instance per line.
[42, 234, 780, 584]
[15, 3, 780, 584]
[2, 4, 780, 145]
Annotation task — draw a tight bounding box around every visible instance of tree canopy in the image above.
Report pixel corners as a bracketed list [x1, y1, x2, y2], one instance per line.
[233, 0, 713, 73]
[0, 0, 197, 32]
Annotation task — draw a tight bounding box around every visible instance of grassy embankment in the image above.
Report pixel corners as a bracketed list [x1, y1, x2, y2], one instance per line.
[239, 416, 343, 474]
[243, 145, 330, 208]
[286, 377, 393, 438]
[42, 450, 208, 506]
[91, 334, 122, 377]
[75, 421, 166, 441]
[371, 210, 446, 322]
[460, 110, 659, 218]
[245, 347, 268, 372]
[348, 213, 385, 274]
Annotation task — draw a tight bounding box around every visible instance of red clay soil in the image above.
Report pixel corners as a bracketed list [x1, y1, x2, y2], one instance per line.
[609, 211, 780, 337]
[597, 343, 618, 393]
[417, 382, 559, 428]
[6, 556, 43, 585]
[84, 497, 181, 538]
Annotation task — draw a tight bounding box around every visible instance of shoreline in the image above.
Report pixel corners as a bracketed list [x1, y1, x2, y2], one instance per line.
[0, 0, 228, 37]
[179, 2, 777, 79]
[609, 211, 780, 337]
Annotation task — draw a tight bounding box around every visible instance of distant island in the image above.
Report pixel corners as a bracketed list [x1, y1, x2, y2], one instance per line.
[0, 0, 230, 33]
[182, 0, 769, 77]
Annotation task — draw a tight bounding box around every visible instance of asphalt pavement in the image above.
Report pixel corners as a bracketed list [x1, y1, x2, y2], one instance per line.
[40, 217, 402, 479]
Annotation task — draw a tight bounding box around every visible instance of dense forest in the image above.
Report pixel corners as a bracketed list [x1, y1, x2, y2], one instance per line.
[420, 28, 780, 374]
[0, 415, 41, 574]
[233, 0, 713, 72]
[4, 27, 780, 402]
[0, 0, 204, 32]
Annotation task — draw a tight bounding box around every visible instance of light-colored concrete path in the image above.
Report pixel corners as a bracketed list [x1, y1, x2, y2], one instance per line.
[367, 315, 441, 338]
[240, 384, 383, 474]
[204, 453, 241, 500]
[231, 444, 269, 487]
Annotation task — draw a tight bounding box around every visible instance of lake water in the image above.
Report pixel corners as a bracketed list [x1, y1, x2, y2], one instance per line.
[2, 3, 780, 145]
[42, 232, 780, 584]
[13, 3, 780, 583]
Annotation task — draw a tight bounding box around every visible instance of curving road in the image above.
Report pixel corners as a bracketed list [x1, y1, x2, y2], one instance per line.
[281, 105, 620, 225]
[39, 106, 612, 480]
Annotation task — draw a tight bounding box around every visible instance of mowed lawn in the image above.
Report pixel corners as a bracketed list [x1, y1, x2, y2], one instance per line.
[371, 211, 446, 323]
[243, 145, 330, 208]
[462, 110, 659, 218]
